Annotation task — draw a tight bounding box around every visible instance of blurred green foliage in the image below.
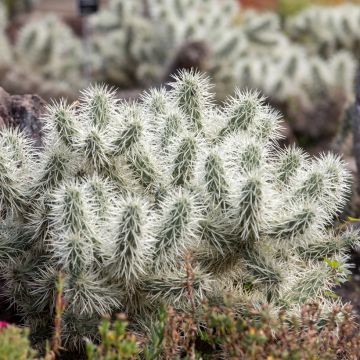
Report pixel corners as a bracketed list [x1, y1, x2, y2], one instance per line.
[0, 325, 37, 360]
[1, 0, 35, 19]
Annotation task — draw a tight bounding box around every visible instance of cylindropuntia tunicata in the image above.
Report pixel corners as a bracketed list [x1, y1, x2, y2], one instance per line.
[15, 14, 83, 88]
[0, 70, 357, 350]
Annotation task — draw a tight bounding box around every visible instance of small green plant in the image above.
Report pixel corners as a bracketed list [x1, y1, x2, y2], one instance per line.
[86, 315, 140, 360]
[85, 302, 360, 359]
[0, 324, 37, 360]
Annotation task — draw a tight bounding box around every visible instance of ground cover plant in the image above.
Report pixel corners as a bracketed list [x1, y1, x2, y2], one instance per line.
[1, 298, 360, 359]
[0, 70, 358, 354]
[85, 302, 360, 359]
[0, 322, 37, 359]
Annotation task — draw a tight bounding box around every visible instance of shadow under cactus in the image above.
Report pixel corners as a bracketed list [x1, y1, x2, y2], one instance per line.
[335, 249, 360, 314]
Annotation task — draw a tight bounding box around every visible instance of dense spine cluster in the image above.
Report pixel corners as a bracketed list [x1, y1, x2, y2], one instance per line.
[0, 71, 357, 349]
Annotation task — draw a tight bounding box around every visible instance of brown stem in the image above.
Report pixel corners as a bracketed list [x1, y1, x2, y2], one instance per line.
[51, 271, 65, 355]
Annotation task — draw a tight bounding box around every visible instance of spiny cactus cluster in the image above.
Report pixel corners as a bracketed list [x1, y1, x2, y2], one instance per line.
[0, 13, 81, 101]
[147, 0, 245, 97]
[287, 4, 360, 57]
[89, 0, 167, 88]
[0, 71, 357, 349]
[90, 0, 288, 94]
[15, 14, 83, 88]
[4, 0, 358, 109]
[89, 0, 357, 104]
[87, 0, 244, 93]
[92, 0, 357, 103]
[237, 46, 356, 105]
[240, 9, 288, 50]
[233, 7, 356, 106]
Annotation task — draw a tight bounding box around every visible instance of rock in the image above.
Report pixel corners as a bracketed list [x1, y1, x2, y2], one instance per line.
[164, 40, 211, 85]
[0, 64, 78, 102]
[11, 93, 45, 147]
[0, 87, 45, 147]
[289, 90, 347, 143]
[0, 87, 12, 128]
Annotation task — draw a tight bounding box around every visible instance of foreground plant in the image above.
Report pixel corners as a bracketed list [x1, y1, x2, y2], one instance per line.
[86, 315, 140, 360]
[2, 302, 359, 359]
[86, 302, 360, 359]
[0, 70, 357, 350]
[0, 324, 37, 359]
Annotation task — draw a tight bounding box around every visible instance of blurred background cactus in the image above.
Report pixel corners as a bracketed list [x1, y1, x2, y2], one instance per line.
[14, 14, 83, 89]
[0, 0, 358, 147]
[0, 2, 12, 66]
[88, 0, 167, 88]
[2, 0, 356, 154]
[0, 71, 357, 351]
[87, 0, 244, 94]
[286, 4, 360, 57]
[1, 0, 37, 19]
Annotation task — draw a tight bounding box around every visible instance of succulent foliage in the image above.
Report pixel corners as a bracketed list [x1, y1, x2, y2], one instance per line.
[0, 71, 357, 349]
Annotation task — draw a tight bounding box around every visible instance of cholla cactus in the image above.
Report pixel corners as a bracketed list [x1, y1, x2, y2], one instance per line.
[87, 0, 247, 94]
[89, 0, 357, 104]
[240, 10, 288, 50]
[15, 14, 83, 89]
[232, 18, 356, 143]
[287, 4, 360, 57]
[237, 46, 356, 105]
[149, 0, 246, 95]
[89, 0, 290, 98]
[0, 2, 12, 66]
[0, 71, 357, 349]
[0, 8, 77, 100]
[89, 0, 168, 88]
